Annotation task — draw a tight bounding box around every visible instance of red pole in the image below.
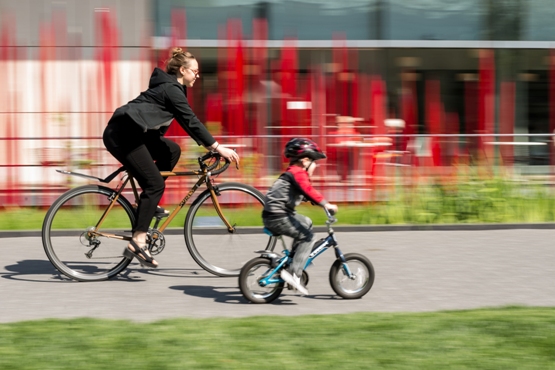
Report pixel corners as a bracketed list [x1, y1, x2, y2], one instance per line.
[465, 80, 478, 162]
[401, 74, 418, 187]
[252, 18, 267, 180]
[549, 50, 555, 173]
[369, 76, 386, 198]
[280, 38, 298, 167]
[333, 35, 348, 116]
[479, 49, 495, 168]
[499, 82, 515, 169]
[39, 21, 55, 202]
[426, 79, 442, 168]
[234, 25, 245, 138]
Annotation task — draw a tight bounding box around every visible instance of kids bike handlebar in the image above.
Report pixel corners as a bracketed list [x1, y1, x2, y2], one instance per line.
[324, 208, 337, 225]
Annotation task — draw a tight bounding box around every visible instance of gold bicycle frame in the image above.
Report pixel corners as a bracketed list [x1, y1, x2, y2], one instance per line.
[90, 166, 234, 242]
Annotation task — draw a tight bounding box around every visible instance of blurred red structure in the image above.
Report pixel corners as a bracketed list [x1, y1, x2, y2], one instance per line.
[0, 13, 17, 206]
[479, 49, 496, 167]
[0, 8, 551, 208]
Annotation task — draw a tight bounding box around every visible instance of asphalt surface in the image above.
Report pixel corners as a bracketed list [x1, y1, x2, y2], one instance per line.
[1, 229, 554, 323]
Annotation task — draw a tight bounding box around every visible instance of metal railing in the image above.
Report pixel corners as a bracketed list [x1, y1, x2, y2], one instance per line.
[1, 133, 553, 206]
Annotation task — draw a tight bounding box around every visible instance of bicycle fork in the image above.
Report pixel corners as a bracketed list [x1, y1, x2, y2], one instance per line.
[334, 247, 355, 280]
[308, 235, 357, 280]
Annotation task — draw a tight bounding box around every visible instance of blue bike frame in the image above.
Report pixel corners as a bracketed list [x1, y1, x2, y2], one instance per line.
[257, 223, 353, 287]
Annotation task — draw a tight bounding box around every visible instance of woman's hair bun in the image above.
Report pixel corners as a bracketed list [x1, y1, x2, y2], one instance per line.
[165, 48, 195, 74]
[171, 47, 184, 58]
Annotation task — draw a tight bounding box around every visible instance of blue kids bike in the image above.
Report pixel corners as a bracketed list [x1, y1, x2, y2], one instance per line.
[239, 209, 375, 303]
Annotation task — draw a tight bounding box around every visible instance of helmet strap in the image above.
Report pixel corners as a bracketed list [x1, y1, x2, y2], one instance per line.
[305, 160, 314, 172]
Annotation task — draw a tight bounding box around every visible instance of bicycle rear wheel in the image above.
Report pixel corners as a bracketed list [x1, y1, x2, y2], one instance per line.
[184, 182, 276, 277]
[239, 257, 284, 304]
[42, 185, 135, 281]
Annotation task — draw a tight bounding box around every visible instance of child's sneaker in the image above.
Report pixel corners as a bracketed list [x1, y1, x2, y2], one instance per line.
[280, 270, 309, 296]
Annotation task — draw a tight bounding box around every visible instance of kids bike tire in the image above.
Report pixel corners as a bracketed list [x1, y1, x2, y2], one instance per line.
[239, 257, 284, 304]
[329, 253, 375, 299]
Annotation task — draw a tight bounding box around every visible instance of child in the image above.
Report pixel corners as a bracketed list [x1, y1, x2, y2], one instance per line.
[262, 138, 338, 295]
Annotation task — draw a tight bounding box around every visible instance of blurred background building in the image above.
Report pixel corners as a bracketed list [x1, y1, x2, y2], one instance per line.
[1, 0, 555, 206]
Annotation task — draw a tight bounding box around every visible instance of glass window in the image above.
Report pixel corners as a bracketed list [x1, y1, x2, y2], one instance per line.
[523, 0, 555, 41]
[386, 0, 483, 40]
[153, 0, 256, 39]
[270, 1, 371, 40]
[153, 0, 371, 40]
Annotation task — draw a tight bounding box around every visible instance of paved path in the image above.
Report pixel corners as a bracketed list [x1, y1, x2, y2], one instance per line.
[1, 229, 554, 323]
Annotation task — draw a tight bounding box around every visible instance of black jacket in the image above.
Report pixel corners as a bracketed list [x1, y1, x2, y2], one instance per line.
[111, 67, 215, 147]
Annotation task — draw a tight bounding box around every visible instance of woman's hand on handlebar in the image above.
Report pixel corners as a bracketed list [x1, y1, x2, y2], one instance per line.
[215, 145, 240, 164]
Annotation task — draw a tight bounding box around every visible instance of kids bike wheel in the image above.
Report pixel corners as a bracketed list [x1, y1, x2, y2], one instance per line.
[239, 257, 284, 304]
[329, 253, 375, 299]
[184, 182, 277, 277]
[42, 185, 135, 282]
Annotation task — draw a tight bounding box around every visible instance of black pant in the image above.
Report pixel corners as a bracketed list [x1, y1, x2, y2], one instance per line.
[102, 116, 181, 232]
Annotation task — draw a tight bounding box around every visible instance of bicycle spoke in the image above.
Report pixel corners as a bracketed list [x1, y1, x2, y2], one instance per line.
[185, 183, 276, 277]
[42, 186, 134, 281]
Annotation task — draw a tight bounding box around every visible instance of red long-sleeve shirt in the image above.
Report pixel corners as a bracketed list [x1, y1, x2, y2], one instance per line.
[262, 165, 328, 219]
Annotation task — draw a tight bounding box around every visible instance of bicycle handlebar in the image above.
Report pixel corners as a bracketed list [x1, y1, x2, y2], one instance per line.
[324, 208, 337, 224]
[198, 151, 231, 175]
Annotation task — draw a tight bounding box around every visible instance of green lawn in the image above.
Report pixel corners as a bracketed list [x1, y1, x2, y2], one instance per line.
[4, 176, 555, 230]
[3, 198, 555, 231]
[0, 307, 553, 369]
[0, 204, 333, 230]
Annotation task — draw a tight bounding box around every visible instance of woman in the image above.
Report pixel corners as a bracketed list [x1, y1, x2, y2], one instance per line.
[103, 48, 239, 268]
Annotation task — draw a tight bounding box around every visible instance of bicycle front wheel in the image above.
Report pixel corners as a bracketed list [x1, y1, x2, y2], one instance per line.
[329, 253, 375, 299]
[42, 185, 135, 281]
[184, 182, 276, 277]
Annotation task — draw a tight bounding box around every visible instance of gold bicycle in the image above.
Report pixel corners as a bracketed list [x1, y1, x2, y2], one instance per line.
[42, 152, 276, 281]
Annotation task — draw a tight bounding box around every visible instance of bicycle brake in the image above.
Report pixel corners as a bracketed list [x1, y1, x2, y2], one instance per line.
[213, 186, 221, 196]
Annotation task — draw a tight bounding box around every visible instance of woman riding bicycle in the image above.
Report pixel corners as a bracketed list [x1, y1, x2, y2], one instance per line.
[103, 47, 239, 268]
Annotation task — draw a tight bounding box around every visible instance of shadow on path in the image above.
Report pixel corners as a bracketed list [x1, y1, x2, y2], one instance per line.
[2, 259, 144, 282]
[1, 259, 68, 282]
[169, 285, 297, 305]
[140, 268, 220, 279]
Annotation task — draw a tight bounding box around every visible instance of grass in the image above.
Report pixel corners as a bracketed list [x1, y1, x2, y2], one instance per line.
[0, 306, 553, 369]
[3, 175, 555, 230]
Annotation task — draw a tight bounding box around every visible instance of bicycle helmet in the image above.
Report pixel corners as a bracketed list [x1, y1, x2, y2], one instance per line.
[284, 138, 327, 161]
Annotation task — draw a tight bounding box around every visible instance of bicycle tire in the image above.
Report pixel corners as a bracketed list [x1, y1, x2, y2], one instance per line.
[239, 257, 284, 304]
[329, 253, 375, 299]
[184, 182, 277, 277]
[42, 185, 135, 282]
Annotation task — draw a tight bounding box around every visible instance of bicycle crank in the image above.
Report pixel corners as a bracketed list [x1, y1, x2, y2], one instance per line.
[147, 229, 166, 255]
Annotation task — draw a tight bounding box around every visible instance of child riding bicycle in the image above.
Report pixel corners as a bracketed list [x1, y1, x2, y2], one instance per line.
[262, 138, 338, 295]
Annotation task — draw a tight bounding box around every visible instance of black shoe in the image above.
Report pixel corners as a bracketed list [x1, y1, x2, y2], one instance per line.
[154, 206, 170, 218]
